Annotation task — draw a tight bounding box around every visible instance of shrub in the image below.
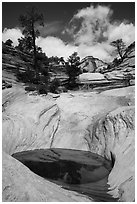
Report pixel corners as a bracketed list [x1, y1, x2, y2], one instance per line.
[49, 78, 61, 93]
[38, 83, 47, 94]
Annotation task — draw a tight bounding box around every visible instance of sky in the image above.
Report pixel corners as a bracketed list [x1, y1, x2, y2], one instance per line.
[2, 2, 135, 62]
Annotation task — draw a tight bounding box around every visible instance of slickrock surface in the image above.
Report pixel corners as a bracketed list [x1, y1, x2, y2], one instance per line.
[2, 87, 59, 155]
[87, 106, 135, 201]
[78, 73, 106, 82]
[78, 56, 108, 73]
[2, 85, 135, 202]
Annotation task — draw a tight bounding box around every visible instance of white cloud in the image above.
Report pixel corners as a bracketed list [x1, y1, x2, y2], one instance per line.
[77, 43, 114, 62]
[2, 28, 23, 46]
[108, 22, 135, 45]
[36, 36, 77, 60]
[66, 4, 135, 61]
[71, 4, 112, 45]
[74, 4, 112, 19]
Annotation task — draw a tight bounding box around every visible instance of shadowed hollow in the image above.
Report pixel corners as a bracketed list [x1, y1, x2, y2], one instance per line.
[12, 148, 118, 202]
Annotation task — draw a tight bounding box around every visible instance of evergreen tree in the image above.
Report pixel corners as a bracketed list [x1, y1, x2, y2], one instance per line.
[111, 39, 126, 61]
[65, 52, 81, 88]
[19, 6, 44, 78]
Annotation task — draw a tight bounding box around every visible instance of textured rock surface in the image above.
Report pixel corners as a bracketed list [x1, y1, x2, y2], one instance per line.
[2, 85, 135, 201]
[77, 42, 135, 90]
[2, 43, 32, 85]
[79, 56, 108, 73]
[78, 73, 106, 83]
[87, 106, 135, 201]
[104, 42, 135, 83]
[2, 87, 59, 155]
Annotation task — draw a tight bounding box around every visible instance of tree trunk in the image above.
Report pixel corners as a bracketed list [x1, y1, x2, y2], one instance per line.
[117, 44, 123, 61]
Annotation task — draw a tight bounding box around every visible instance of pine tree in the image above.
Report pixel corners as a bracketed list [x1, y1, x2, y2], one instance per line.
[111, 39, 126, 61]
[65, 52, 81, 89]
[19, 7, 44, 78]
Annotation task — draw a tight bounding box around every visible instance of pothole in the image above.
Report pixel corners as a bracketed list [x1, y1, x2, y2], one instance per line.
[12, 148, 118, 202]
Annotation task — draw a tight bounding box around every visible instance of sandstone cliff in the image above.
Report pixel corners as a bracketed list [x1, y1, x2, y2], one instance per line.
[78, 56, 108, 73]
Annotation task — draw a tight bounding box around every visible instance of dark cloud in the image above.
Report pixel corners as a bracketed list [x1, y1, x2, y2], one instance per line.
[37, 21, 64, 37]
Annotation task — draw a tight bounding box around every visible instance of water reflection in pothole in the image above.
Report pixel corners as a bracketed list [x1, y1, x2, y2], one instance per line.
[12, 148, 118, 202]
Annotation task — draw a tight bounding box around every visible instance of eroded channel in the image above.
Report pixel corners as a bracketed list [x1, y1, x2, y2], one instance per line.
[12, 148, 118, 202]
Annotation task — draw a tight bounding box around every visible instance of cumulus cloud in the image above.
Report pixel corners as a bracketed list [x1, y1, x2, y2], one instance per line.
[2, 28, 23, 46]
[71, 5, 112, 45]
[107, 22, 135, 45]
[78, 42, 114, 62]
[36, 36, 77, 60]
[66, 4, 135, 61]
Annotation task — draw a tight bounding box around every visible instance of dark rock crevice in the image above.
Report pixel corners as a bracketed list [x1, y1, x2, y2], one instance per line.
[110, 152, 115, 168]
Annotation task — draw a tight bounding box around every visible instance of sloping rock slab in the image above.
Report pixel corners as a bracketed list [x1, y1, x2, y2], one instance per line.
[78, 73, 105, 82]
[89, 106, 135, 201]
